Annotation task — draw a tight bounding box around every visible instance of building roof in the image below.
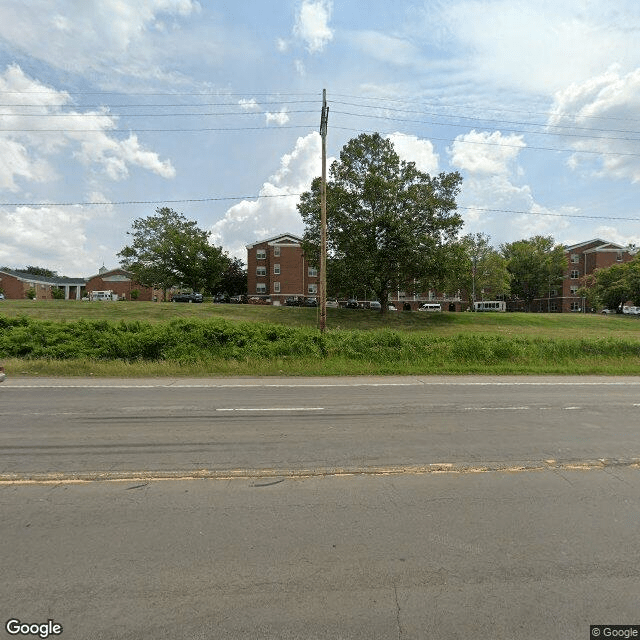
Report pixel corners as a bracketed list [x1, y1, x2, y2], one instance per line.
[246, 233, 303, 249]
[564, 238, 625, 252]
[0, 268, 86, 286]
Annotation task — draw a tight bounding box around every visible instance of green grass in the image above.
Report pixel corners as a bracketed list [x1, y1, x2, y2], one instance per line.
[1, 300, 640, 376]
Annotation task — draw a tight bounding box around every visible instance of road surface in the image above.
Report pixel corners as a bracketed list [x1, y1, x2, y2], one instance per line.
[1, 376, 639, 639]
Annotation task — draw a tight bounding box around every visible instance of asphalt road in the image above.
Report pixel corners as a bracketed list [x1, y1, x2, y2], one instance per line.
[1, 376, 640, 639]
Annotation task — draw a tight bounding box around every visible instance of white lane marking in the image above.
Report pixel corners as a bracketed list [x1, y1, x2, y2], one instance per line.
[464, 406, 529, 411]
[564, 406, 581, 410]
[4, 380, 640, 389]
[216, 407, 325, 412]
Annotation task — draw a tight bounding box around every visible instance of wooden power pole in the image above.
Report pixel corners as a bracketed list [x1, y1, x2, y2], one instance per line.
[319, 88, 329, 333]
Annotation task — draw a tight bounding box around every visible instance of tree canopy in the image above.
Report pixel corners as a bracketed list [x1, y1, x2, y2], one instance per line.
[443, 233, 510, 306]
[299, 132, 463, 312]
[586, 257, 640, 311]
[500, 235, 567, 311]
[117, 207, 233, 296]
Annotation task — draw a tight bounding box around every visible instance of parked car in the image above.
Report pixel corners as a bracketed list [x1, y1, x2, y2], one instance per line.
[0, 366, 5, 383]
[326, 298, 339, 308]
[229, 295, 247, 304]
[213, 294, 229, 303]
[0, 293, 5, 300]
[345, 299, 359, 309]
[388, 303, 397, 311]
[171, 292, 203, 303]
[303, 297, 318, 307]
[366, 301, 381, 311]
[285, 296, 303, 306]
[601, 308, 616, 314]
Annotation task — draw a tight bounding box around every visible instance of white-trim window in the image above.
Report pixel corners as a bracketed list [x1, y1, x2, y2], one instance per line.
[570, 269, 580, 279]
[570, 285, 579, 294]
[274, 246, 281, 257]
[256, 266, 267, 276]
[617, 251, 623, 261]
[308, 266, 318, 277]
[256, 249, 266, 260]
[570, 301, 581, 311]
[308, 284, 317, 294]
[571, 254, 579, 264]
[274, 263, 280, 275]
[256, 283, 267, 294]
[273, 282, 280, 293]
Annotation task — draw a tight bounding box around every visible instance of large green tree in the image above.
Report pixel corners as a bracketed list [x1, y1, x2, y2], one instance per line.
[500, 235, 567, 311]
[118, 207, 230, 296]
[586, 258, 640, 312]
[299, 133, 463, 313]
[443, 233, 510, 306]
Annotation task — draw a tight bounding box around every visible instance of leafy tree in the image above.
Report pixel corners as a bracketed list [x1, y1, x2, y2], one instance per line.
[23, 266, 57, 277]
[25, 287, 36, 299]
[299, 133, 463, 313]
[500, 236, 567, 311]
[217, 257, 247, 296]
[443, 233, 510, 306]
[587, 258, 640, 311]
[51, 287, 65, 300]
[118, 207, 230, 296]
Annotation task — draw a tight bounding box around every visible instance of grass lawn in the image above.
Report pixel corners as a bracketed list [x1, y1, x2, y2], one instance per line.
[1, 300, 640, 376]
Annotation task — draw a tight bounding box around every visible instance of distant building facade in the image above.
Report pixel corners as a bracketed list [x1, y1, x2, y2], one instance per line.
[530, 239, 636, 313]
[0, 269, 86, 300]
[0, 266, 161, 301]
[246, 233, 318, 304]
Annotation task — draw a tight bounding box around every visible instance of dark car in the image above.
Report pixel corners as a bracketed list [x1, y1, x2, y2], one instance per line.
[229, 295, 247, 304]
[345, 299, 359, 309]
[285, 296, 303, 306]
[213, 294, 229, 303]
[303, 297, 318, 307]
[171, 292, 203, 303]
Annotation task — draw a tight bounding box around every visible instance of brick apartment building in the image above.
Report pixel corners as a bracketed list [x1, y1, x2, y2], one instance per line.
[246, 233, 318, 304]
[532, 238, 636, 313]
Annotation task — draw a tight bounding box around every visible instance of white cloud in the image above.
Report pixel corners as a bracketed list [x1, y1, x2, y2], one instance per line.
[265, 109, 290, 126]
[549, 67, 640, 183]
[350, 31, 422, 67]
[0, 205, 96, 274]
[449, 130, 525, 175]
[438, 0, 640, 95]
[0, 65, 175, 188]
[293, 0, 333, 53]
[0, 0, 201, 80]
[386, 133, 439, 174]
[211, 133, 326, 259]
[238, 98, 260, 111]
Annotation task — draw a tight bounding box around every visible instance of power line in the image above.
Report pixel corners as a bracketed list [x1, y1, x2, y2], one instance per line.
[1, 194, 638, 223]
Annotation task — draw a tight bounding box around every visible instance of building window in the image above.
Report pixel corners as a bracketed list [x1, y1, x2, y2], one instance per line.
[308, 266, 318, 277]
[550, 288, 558, 296]
[570, 286, 579, 294]
[256, 249, 266, 260]
[550, 302, 558, 312]
[273, 282, 280, 293]
[570, 269, 580, 279]
[308, 284, 317, 294]
[571, 254, 579, 264]
[617, 251, 623, 261]
[274, 264, 280, 275]
[570, 301, 581, 312]
[256, 283, 267, 294]
[274, 246, 280, 257]
[256, 266, 267, 277]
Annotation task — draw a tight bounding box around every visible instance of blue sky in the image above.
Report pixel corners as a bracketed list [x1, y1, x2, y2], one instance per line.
[1, 0, 639, 276]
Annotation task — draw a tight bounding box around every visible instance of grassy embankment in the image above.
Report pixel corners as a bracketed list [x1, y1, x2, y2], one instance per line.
[1, 300, 640, 376]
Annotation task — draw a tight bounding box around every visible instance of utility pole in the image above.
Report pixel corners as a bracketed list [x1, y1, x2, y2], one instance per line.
[319, 88, 329, 333]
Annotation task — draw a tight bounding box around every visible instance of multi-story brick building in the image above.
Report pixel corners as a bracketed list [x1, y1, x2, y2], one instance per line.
[246, 233, 318, 304]
[532, 238, 636, 313]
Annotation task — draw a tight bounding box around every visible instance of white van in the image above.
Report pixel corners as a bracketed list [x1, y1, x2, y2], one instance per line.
[90, 290, 117, 301]
[418, 303, 441, 312]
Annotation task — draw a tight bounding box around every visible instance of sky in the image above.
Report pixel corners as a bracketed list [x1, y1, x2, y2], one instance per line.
[1, 0, 640, 277]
